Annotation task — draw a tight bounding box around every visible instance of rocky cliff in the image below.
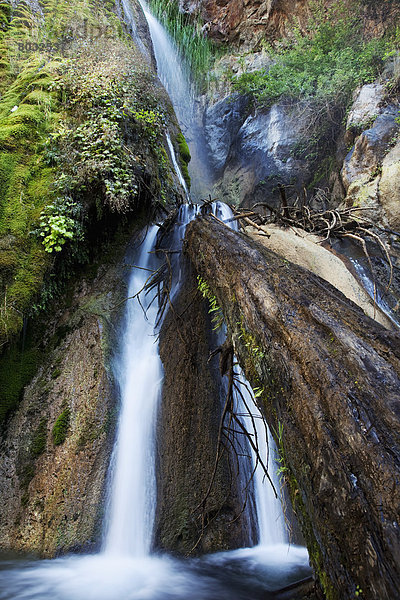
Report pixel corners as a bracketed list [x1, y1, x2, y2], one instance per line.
[0, 242, 129, 555]
[181, 0, 400, 48]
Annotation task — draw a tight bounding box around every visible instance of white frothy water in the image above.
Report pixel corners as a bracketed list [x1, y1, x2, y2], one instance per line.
[104, 226, 162, 556]
[138, 1, 194, 131]
[235, 376, 287, 545]
[214, 203, 287, 544]
[349, 257, 400, 328]
[166, 132, 189, 198]
[118, 0, 152, 61]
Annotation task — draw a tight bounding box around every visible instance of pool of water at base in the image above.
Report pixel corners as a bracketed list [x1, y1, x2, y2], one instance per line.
[0, 544, 310, 600]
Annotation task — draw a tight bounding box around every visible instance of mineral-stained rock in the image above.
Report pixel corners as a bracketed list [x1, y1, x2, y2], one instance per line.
[379, 139, 400, 231]
[0, 258, 128, 556]
[342, 107, 399, 191]
[211, 103, 309, 207]
[346, 83, 385, 133]
[180, 0, 400, 48]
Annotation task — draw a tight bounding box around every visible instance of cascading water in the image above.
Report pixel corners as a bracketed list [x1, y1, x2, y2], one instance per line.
[166, 133, 190, 199]
[216, 202, 287, 545]
[0, 204, 310, 600]
[136, 0, 214, 199]
[104, 226, 162, 556]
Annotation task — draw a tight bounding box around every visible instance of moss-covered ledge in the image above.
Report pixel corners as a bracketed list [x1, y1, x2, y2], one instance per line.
[0, 0, 186, 423]
[184, 215, 400, 600]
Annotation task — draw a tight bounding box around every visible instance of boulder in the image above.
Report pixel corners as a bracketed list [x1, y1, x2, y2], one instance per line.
[380, 139, 400, 230]
[346, 83, 385, 132]
[342, 107, 399, 191]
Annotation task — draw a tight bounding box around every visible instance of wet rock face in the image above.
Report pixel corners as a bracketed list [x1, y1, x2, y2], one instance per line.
[206, 102, 309, 207]
[204, 94, 249, 174]
[342, 107, 399, 190]
[155, 260, 255, 555]
[0, 259, 128, 557]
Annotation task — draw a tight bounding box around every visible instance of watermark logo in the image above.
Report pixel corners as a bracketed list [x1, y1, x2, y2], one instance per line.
[15, 19, 115, 55]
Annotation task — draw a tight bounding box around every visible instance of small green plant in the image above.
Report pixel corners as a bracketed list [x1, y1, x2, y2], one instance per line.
[37, 196, 84, 253]
[39, 212, 75, 253]
[355, 585, 363, 597]
[52, 407, 70, 445]
[253, 386, 264, 398]
[274, 421, 289, 484]
[237, 316, 265, 361]
[197, 275, 224, 330]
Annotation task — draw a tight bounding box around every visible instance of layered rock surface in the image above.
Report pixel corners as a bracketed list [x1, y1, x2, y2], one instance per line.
[0, 252, 128, 556]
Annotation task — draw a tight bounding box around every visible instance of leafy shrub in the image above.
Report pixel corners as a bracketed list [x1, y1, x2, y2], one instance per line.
[37, 197, 84, 253]
[233, 3, 386, 112]
[232, 1, 390, 163]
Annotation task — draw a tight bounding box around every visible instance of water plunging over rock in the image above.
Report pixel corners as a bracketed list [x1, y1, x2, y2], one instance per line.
[104, 227, 162, 556]
[137, 0, 214, 199]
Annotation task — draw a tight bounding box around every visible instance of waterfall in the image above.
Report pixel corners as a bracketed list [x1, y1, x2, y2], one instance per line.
[104, 227, 162, 556]
[116, 0, 152, 61]
[0, 6, 311, 598]
[136, 0, 214, 199]
[217, 202, 287, 545]
[234, 375, 287, 545]
[0, 216, 310, 600]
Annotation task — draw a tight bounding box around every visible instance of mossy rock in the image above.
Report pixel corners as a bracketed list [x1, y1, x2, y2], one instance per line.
[176, 132, 191, 188]
[30, 418, 48, 457]
[0, 342, 40, 425]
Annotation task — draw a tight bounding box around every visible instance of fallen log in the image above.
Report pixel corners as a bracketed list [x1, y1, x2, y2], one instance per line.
[184, 216, 400, 600]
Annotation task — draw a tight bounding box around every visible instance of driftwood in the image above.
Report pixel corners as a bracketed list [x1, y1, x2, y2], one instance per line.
[233, 201, 395, 298]
[184, 216, 400, 600]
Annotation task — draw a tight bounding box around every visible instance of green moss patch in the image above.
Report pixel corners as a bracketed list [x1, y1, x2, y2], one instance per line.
[52, 407, 70, 445]
[0, 342, 40, 424]
[177, 132, 191, 188]
[30, 418, 48, 457]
